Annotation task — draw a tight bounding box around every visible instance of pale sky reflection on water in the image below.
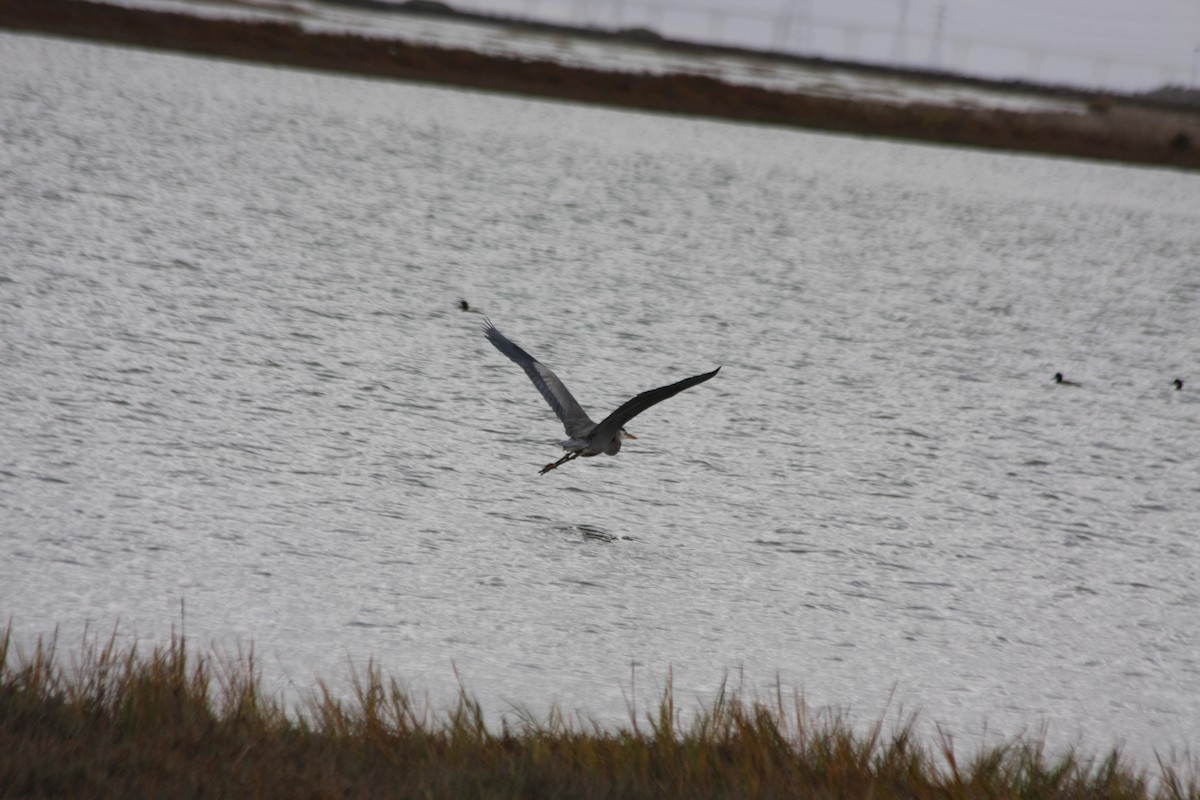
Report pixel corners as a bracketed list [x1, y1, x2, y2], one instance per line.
[1, 31, 1199, 767]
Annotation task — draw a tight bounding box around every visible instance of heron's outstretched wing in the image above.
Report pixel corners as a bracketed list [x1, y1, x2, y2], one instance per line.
[485, 322, 595, 437]
[590, 367, 720, 445]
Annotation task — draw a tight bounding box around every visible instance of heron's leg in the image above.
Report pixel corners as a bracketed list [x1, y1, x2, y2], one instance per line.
[539, 452, 579, 475]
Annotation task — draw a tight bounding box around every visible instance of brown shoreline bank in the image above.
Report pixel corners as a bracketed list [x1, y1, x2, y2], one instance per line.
[3, 0, 1200, 171]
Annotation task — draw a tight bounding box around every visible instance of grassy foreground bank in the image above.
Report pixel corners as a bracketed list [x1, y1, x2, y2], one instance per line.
[1, 625, 1196, 799]
[2, 0, 1200, 171]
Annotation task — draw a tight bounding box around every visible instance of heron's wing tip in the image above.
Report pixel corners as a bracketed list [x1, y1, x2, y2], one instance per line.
[591, 365, 721, 440]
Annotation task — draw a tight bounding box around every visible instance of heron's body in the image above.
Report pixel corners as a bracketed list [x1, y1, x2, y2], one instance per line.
[484, 321, 719, 474]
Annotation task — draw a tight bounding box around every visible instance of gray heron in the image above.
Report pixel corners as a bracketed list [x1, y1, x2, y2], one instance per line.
[484, 321, 719, 475]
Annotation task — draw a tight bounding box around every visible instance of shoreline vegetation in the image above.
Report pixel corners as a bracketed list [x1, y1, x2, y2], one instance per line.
[3, 0, 1200, 171]
[1, 625, 1197, 799]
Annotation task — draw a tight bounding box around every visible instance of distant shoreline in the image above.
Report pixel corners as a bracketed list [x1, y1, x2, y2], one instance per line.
[3, 0, 1199, 171]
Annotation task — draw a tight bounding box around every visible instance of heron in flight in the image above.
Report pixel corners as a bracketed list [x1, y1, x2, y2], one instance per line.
[484, 321, 719, 475]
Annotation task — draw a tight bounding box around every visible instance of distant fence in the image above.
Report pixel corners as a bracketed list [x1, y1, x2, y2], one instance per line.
[455, 0, 1196, 91]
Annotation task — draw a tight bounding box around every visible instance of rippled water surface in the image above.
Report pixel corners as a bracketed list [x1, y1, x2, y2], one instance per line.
[3, 32, 1199, 764]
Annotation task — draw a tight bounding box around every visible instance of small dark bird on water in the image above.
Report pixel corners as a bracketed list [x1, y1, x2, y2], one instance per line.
[1054, 372, 1081, 387]
[484, 321, 719, 475]
[1174, 378, 1183, 391]
[459, 299, 471, 312]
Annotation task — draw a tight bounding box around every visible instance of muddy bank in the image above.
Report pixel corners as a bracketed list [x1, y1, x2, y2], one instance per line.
[3, 0, 1199, 170]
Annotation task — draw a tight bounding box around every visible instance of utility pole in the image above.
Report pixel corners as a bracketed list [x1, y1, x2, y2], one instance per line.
[772, 0, 812, 53]
[891, 0, 910, 64]
[772, 0, 796, 51]
[709, 10, 726, 42]
[795, 0, 811, 52]
[930, 3, 945, 68]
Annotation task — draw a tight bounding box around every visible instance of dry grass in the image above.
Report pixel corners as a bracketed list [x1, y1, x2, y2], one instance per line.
[1, 622, 1196, 799]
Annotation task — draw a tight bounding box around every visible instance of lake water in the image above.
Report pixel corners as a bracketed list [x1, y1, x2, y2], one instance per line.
[2, 31, 1199, 766]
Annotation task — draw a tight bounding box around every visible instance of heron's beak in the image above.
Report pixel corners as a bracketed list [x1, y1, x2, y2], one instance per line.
[623, 431, 638, 440]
